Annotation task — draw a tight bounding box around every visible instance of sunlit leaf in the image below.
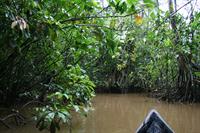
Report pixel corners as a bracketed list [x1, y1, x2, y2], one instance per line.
[135, 15, 143, 25]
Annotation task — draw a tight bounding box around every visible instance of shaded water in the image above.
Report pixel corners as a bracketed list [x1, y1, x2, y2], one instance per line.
[1, 94, 200, 133]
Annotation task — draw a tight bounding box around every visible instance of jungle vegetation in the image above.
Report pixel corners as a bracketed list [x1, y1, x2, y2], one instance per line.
[0, 0, 200, 133]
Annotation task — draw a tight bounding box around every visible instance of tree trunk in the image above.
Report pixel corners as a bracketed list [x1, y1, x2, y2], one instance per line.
[168, 0, 193, 101]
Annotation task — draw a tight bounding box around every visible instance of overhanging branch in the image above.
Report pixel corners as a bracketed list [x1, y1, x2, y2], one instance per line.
[170, 0, 194, 17]
[61, 12, 137, 23]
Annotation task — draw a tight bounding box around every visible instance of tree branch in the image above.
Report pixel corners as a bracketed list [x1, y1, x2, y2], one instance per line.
[61, 13, 136, 23]
[170, 0, 194, 17]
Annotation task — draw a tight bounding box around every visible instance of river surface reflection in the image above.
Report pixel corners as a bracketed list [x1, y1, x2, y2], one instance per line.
[1, 94, 200, 133]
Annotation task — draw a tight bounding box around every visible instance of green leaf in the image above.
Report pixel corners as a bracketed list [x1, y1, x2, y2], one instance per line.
[36, 112, 49, 129]
[127, 0, 138, 5]
[194, 72, 200, 77]
[57, 112, 66, 122]
[49, 28, 57, 41]
[127, 4, 137, 14]
[73, 105, 80, 112]
[143, 0, 155, 8]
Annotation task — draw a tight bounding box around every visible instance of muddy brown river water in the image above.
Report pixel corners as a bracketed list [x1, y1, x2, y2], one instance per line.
[0, 94, 200, 133]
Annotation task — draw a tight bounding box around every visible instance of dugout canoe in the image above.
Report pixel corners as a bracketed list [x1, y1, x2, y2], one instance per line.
[136, 109, 174, 133]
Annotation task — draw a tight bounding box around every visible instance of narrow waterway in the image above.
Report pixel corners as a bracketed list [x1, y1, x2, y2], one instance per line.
[1, 94, 200, 133]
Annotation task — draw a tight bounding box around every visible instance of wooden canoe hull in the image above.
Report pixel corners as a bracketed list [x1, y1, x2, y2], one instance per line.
[136, 109, 174, 133]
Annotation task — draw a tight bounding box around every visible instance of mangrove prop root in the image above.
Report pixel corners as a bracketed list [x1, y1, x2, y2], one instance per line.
[0, 119, 11, 128]
[0, 100, 44, 128]
[0, 112, 27, 128]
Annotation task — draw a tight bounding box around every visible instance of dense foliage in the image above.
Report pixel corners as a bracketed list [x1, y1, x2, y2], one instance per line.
[0, 0, 100, 132]
[0, 0, 200, 132]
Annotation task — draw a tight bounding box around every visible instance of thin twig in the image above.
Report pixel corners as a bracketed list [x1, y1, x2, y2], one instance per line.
[170, 0, 194, 17]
